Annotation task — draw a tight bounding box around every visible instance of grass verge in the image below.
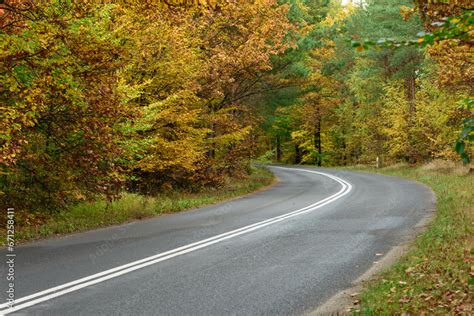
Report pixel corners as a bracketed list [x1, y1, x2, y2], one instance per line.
[5, 166, 275, 244]
[346, 162, 473, 314]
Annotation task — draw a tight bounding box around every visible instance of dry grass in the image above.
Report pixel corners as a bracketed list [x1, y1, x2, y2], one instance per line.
[420, 159, 473, 175]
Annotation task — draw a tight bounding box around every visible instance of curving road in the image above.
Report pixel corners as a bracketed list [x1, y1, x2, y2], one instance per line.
[0, 166, 434, 315]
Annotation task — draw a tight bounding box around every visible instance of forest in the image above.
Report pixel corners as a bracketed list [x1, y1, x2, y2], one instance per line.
[0, 0, 472, 214]
[0, 0, 473, 314]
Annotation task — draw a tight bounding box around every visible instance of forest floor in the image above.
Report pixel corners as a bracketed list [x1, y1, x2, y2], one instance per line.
[3, 167, 275, 245]
[344, 161, 473, 315]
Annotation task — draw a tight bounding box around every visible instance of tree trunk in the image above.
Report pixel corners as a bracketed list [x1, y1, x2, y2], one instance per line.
[294, 143, 301, 164]
[405, 72, 417, 163]
[404, 74, 416, 108]
[342, 136, 347, 165]
[314, 108, 322, 167]
[275, 135, 282, 162]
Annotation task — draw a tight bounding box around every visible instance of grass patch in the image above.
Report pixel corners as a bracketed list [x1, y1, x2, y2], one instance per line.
[6, 166, 275, 244]
[346, 162, 473, 314]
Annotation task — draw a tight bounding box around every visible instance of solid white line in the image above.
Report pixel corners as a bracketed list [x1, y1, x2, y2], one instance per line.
[0, 167, 351, 315]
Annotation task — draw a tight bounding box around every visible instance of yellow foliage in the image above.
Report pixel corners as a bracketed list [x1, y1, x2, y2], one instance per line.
[381, 78, 462, 162]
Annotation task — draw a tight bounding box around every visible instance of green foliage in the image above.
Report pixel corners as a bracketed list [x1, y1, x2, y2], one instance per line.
[259, 0, 471, 167]
[350, 6, 473, 163]
[351, 8, 474, 49]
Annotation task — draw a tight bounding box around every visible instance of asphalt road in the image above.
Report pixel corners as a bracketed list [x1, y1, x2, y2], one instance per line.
[0, 166, 435, 315]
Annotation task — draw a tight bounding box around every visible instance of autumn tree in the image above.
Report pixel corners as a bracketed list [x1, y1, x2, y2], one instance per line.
[1, 1, 128, 211]
[194, 0, 293, 180]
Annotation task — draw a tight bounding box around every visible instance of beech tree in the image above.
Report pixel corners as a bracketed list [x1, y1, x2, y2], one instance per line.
[1, 1, 127, 210]
[0, 0, 296, 210]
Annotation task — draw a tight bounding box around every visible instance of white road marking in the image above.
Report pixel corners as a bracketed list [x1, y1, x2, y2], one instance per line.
[0, 167, 352, 315]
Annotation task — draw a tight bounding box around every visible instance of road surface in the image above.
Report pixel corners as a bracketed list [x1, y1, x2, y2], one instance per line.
[0, 166, 434, 315]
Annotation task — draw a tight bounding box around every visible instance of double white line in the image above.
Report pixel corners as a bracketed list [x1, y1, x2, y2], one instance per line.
[0, 167, 352, 315]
